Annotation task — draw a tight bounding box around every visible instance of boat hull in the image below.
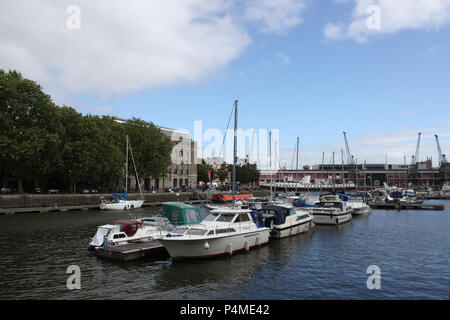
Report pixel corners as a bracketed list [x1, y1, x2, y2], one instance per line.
[351, 206, 371, 215]
[100, 200, 144, 210]
[312, 211, 352, 225]
[160, 229, 271, 259]
[271, 219, 313, 238]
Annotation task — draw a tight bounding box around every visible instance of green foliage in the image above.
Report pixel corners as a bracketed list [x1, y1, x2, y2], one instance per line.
[197, 160, 210, 183]
[0, 69, 173, 192]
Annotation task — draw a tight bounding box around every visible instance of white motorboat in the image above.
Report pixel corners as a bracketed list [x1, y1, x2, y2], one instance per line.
[88, 218, 169, 250]
[347, 200, 371, 215]
[309, 195, 353, 225]
[100, 195, 144, 211]
[100, 135, 145, 210]
[159, 207, 271, 259]
[260, 203, 313, 238]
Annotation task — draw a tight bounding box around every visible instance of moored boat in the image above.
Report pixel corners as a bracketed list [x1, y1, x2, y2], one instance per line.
[260, 203, 313, 238]
[309, 196, 353, 225]
[88, 218, 169, 250]
[159, 207, 271, 259]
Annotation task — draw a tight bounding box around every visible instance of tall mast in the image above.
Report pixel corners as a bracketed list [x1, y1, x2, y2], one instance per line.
[232, 100, 238, 207]
[296, 137, 299, 193]
[125, 135, 129, 194]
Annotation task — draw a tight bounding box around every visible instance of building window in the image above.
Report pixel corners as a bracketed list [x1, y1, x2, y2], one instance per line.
[185, 179, 188, 187]
[174, 168, 177, 174]
[173, 179, 177, 187]
[179, 150, 183, 157]
[186, 169, 189, 175]
[180, 169, 183, 175]
[179, 179, 183, 187]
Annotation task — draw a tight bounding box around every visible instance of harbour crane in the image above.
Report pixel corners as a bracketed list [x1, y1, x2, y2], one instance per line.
[343, 132, 358, 186]
[408, 132, 422, 184]
[435, 134, 449, 183]
[411, 132, 422, 166]
[435, 135, 447, 166]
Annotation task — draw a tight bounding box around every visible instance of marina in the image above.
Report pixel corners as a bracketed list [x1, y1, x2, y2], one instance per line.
[0, 202, 448, 299]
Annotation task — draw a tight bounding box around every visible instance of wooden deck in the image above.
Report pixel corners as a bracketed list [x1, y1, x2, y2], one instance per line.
[0, 204, 99, 215]
[93, 240, 169, 261]
[368, 202, 444, 211]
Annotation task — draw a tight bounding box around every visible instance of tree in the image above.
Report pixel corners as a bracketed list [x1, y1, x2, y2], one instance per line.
[0, 70, 60, 192]
[124, 118, 173, 189]
[197, 160, 210, 183]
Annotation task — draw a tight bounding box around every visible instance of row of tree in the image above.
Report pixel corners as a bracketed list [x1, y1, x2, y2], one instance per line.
[197, 159, 260, 187]
[0, 70, 173, 193]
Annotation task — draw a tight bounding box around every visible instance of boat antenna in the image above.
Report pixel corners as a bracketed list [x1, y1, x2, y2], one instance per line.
[232, 100, 238, 207]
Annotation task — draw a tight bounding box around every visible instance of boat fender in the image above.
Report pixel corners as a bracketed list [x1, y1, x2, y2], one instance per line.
[131, 204, 135, 209]
[244, 241, 249, 251]
[204, 241, 209, 249]
[227, 243, 233, 255]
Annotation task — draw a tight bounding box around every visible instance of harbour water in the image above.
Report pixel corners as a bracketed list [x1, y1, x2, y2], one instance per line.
[0, 201, 448, 300]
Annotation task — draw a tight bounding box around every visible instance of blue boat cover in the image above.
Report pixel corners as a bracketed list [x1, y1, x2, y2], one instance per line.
[250, 210, 265, 228]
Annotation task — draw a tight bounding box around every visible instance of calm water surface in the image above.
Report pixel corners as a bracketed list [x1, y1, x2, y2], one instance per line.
[0, 201, 448, 299]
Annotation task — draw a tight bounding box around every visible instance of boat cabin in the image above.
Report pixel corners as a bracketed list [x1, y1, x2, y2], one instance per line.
[112, 219, 142, 237]
[158, 202, 202, 226]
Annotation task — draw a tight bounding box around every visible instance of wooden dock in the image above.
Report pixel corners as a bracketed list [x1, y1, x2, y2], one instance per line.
[369, 202, 444, 211]
[0, 204, 99, 215]
[93, 240, 169, 261]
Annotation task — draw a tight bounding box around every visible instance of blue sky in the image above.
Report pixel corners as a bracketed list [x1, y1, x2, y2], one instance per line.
[2, 0, 450, 167]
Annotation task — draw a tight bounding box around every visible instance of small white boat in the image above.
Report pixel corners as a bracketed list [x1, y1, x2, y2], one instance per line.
[159, 207, 271, 259]
[99, 194, 144, 210]
[260, 203, 313, 238]
[100, 135, 145, 210]
[88, 218, 169, 250]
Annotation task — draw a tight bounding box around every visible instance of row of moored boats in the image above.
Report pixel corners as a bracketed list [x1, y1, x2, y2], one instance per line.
[88, 193, 371, 260]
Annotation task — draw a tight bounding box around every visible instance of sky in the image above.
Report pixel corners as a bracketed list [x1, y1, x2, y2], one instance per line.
[1, 0, 449, 169]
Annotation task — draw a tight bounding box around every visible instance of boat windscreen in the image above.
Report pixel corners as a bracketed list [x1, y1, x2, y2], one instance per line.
[203, 213, 220, 221]
[216, 214, 234, 222]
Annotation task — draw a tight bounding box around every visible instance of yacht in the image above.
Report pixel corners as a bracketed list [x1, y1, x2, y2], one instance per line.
[308, 195, 353, 225]
[260, 203, 313, 238]
[159, 207, 271, 259]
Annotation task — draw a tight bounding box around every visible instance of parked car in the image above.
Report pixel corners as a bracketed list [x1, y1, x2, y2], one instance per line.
[1, 187, 16, 194]
[48, 189, 61, 194]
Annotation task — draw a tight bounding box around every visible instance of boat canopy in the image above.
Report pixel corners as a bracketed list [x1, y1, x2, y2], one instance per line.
[111, 192, 127, 202]
[292, 198, 314, 208]
[112, 219, 142, 237]
[338, 194, 351, 201]
[158, 202, 202, 226]
[261, 205, 290, 225]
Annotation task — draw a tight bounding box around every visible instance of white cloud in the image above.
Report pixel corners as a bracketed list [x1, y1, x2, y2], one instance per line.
[325, 0, 450, 43]
[274, 52, 292, 64]
[0, 0, 308, 103]
[244, 0, 307, 34]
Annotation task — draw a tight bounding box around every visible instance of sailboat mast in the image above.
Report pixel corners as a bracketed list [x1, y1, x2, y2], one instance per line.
[296, 137, 299, 193]
[125, 135, 129, 193]
[269, 130, 273, 201]
[232, 100, 238, 207]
